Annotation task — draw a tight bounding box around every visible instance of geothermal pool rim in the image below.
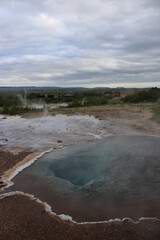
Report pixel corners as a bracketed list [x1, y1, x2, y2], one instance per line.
[1, 134, 160, 224]
[1, 191, 160, 225]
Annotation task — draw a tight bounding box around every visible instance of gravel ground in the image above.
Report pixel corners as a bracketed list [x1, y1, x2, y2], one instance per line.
[0, 194, 160, 240]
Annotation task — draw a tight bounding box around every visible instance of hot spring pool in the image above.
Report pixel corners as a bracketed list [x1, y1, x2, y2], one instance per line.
[8, 135, 160, 222]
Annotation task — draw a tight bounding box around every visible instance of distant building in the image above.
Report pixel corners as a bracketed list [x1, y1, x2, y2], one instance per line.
[64, 94, 74, 97]
[105, 91, 120, 98]
[120, 91, 135, 98]
[105, 90, 135, 99]
[37, 93, 58, 98]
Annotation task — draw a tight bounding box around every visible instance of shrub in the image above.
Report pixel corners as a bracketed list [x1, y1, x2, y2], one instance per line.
[123, 88, 160, 103]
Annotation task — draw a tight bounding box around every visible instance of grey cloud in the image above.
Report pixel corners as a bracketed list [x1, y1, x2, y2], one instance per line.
[0, 0, 160, 87]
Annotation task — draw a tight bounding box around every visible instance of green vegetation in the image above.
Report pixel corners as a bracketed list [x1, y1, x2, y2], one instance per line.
[68, 96, 108, 108]
[0, 96, 22, 115]
[0, 95, 41, 115]
[27, 89, 109, 108]
[68, 99, 82, 108]
[0, 96, 21, 107]
[0, 87, 159, 115]
[27, 89, 108, 104]
[123, 87, 160, 103]
[152, 104, 160, 123]
[108, 98, 123, 105]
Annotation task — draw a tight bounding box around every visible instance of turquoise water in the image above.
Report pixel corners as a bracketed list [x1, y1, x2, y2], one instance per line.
[10, 135, 160, 221]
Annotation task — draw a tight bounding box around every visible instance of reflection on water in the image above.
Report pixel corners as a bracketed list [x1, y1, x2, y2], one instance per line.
[8, 135, 160, 222]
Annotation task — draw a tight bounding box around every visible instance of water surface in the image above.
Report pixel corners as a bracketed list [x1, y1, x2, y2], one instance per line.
[8, 135, 160, 222]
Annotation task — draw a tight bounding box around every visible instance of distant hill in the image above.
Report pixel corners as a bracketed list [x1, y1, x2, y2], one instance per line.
[0, 86, 59, 92]
[0, 86, 158, 92]
[0, 86, 88, 92]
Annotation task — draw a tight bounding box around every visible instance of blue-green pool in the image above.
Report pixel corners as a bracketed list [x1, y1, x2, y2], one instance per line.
[9, 135, 160, 222]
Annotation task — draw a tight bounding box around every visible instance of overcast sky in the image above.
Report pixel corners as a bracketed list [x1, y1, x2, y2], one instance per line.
[0, 0, 160, 88]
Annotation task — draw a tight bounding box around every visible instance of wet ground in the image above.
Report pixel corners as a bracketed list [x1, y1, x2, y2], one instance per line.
[5, 135, 160, 222]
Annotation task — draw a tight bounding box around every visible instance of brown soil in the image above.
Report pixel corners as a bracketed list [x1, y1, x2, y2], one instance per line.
[0, 149, 31, 176]
[0, 194, 160, 240]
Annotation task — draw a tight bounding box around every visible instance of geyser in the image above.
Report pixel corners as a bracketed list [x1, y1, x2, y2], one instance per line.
[7, 135, 160, 222]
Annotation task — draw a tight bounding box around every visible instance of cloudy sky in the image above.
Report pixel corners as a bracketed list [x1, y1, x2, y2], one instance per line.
[0, 0, 160, 88]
